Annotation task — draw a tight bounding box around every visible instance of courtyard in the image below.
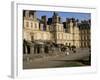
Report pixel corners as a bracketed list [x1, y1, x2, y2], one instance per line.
[23, 48, 91, 69]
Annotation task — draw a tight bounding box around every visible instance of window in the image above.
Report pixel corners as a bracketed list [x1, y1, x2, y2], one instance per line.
[58, 33, 60, 39]
[26, 22, 29, 27]
[43, 25, 46, 31]
[35, 23, 37, 28]
[31, 36, 34, 41]
[82, 36, 84, 40]
[69, 43, 71, 46]
[58, 25, 60, 31]
[66, 43, 68, 46]
[62, 34, 63, 39]
[57, 26, 58, 31]
[85, 30, 87, 34]
[84, 42, 86, 47]
[31, 22, 33, 28]
[59, 34, 62, 39]
[61, 26, 63, 32]
[85, 36, 87, 40]
[84, 36, 85, 40]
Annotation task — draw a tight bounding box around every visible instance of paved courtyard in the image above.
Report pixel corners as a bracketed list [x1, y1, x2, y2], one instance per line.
[23, 48, 91, 69]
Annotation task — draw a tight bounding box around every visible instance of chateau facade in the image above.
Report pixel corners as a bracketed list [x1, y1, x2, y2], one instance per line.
[23, 10, 90, 54]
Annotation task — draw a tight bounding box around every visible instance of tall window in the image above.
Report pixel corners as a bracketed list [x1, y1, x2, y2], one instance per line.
[26, 22, 29, 27]
[31, 36, 34, 41]
[43, 25, 46, 31]
[62, 34, 63, 39]
[58, 33, 60, 39]
[35, 23, 37, 29]
[57, 25, 59, 31]
[31, 22, 33, 28]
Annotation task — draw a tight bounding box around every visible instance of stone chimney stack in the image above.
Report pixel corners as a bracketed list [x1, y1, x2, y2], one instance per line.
[59, 17, 61, 23]
[75, 19, 79, 26]
[69, 18, 74, 33]
[33, 11, 37, 20]
[66, 18, 70, 24]
[25, 10, 29, 18]
[65, 18, 70, 32]
[69, 18, 73, 26]
[29, 11, 37, 20]
[41, 16, 47, 25]
[52, 12, 59, 23]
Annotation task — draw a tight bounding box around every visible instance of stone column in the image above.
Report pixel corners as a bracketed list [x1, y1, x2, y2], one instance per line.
[35, 45, 38, 54]
[25, 45, 28, 54]
[30, 44, 34, 54]
[59, 45, 61, 53]
[41, 45, 44, 54]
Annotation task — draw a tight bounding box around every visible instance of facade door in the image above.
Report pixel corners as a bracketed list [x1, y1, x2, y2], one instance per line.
[44, 45, 48, 53]
[37, 45, 42, 54]
[27, 45, 30, 54]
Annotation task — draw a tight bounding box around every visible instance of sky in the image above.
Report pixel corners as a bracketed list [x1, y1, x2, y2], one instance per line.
[36, 11, 91, 22]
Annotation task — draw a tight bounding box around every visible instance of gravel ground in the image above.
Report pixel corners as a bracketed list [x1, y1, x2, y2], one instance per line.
[23, 48, 90, 69]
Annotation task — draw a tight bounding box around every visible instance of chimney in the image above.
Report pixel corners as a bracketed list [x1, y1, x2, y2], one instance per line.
[66, 18, 70, 24]
[29, 11, 37, 20]
[52, 12, 59, 23]
[41, 16, 47, 25]
[25, 10, 29, 18]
